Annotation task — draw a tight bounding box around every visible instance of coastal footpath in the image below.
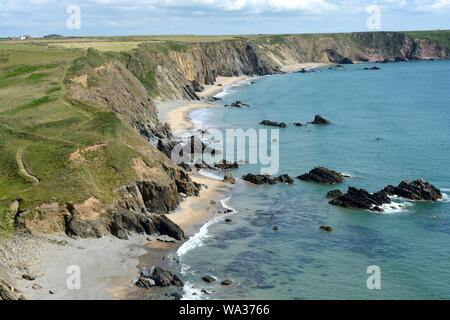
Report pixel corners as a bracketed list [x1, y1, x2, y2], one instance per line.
[1, 31, 450, 300]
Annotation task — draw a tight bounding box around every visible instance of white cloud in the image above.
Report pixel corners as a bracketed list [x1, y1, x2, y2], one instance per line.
[415, 0, 450, 11]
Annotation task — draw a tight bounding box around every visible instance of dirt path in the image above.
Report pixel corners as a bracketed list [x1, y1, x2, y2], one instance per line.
[16, 147, 40, 185]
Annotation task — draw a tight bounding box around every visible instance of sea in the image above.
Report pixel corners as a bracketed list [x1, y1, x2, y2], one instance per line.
[172, 61, 450, 300]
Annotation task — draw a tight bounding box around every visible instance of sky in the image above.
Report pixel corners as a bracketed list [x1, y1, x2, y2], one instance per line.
[0, 0, 449, 37]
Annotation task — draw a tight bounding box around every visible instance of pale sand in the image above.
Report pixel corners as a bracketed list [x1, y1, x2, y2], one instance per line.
[168, 175, 230, 232]
[157, 76, 248, 135]
[281, 62, 330, 73]
[199, 75, 248, 98]
[158, 100, 213, 135]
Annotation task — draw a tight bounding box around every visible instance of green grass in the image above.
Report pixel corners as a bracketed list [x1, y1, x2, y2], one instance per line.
[0, 207, 14, 238]
[405, 30, 450, 50]
[0, 42, 162, 225]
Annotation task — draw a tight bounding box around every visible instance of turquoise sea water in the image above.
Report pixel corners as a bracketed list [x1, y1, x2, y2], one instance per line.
[177, 61, 450, 300]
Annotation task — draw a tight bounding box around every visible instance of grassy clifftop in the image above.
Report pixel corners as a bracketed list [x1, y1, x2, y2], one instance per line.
[0, 43, 172, 237]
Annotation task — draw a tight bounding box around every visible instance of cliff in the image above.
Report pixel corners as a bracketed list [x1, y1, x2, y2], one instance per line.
[1, 31, 449, 242]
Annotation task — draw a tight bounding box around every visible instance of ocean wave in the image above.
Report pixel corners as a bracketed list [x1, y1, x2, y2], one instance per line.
[379, 200, 414, 214]
[179, 197, 237, 300]
[341, 172, 354, 178]
[182, 281, 204, 300]
[177, 197, 237, 257]
[198, 169, 223, 181]
[440, 190, 450, 203]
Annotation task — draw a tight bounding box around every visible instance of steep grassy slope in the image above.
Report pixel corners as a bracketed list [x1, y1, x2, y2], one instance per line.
[0, 43, 194, 237]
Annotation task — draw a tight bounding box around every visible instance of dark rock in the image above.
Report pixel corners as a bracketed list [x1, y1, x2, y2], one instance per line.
[273, 226, 279, 231]
[215, 160, 239, 170]
[137, 267, 184, 288]
[383, 179, 442, 201]
[294, 122, 305, 127]
[22, 274, 36, 281]
[225, 218, 233, 223]
[221, 279, 233, 286]
[309, 115, 331, 125]
[323, 49, 353, 64]
[363, 66, 381, 71]
[330, 187, 391, 211]
[223, 172, 236, 184]
[157, 139, 176, 159]
[191, 80, 204, 93]
[231, 101, 250, 108]
[320, 225, 333, 232]
[170, 292, 183, 300]
[242, 174, 294, 185]
[150, 214, 186, 240]
[259, 120, 288, 128]
[298, 167, 345, 184]
[277, 174, 295, 184]
[327, 190, 343, 199]
[202, 276, 216, 283]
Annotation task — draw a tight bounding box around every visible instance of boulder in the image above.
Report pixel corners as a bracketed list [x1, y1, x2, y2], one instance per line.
[136, 266, 184, 288]
[202, 276, 216, 283]
[309, 115, 331, 125]
[259, 120, 288, 128]
[330, 187, 391, 212]
[223, 172, 236, 184]
[363, 66, 381, 71]
[294, 122, 305, 127]
[298, 167, 345, 184]
[221, 279, 233, 286]
[383, 180, 442, 201]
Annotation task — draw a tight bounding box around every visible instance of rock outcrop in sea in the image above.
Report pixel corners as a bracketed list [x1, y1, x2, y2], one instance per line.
[330, 179, 442, 212]
[242, 174, 294, 185]
[298, 167, 345, 184]
[259, 120, 288, 128]
[383, 180, 443, 201]
[309, 115, 332, 125]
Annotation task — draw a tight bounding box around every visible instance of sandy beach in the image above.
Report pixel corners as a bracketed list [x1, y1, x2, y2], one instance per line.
[281, 62, 330, 73]
[157, 76, 248, 135]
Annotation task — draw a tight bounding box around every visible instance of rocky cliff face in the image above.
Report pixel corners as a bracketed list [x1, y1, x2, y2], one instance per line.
[124, 32, 450, 101]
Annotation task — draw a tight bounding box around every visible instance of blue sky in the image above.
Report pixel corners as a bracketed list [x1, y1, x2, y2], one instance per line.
[1, 0, 449, 37]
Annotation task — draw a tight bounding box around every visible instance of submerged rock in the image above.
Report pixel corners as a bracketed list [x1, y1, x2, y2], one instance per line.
[259, 120, 288, 128]
[320, 225, 333, 232]
[383, 180, 442, 201]
[309, 115, 331, 125]
[202, 276, 216, 283]
[231, 101, 250, 108]
[298, 167, 345, 185]
[363, 66, 381, 71]
[221, 279, 233, 286]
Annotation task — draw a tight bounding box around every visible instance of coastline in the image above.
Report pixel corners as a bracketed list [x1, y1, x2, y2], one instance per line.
[2, 65, 326, 300]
